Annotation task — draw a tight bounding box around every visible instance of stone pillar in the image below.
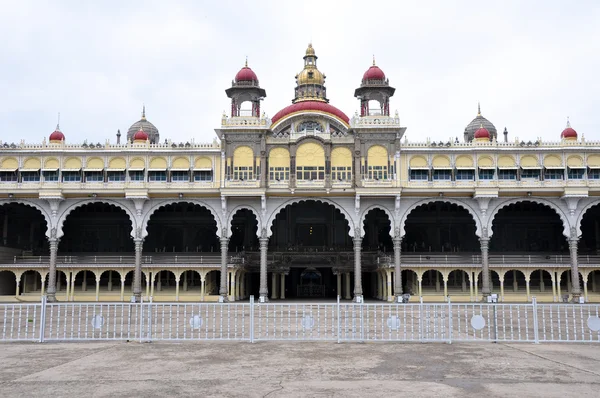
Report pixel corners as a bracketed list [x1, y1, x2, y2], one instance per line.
[513, 270, 518, 292]
[219, 237, 229, 302]
[525, 276, 530, 301]
[65, 271, 71, 301]
[15, 273, 20, 297]
[82, 271, 88, 291]
[353, 235, 363, 302]
[435, 271, 440, 292]
[183, 271, 188, 292]
[418, 277, 422, 297]
[230, 271, 237, 301]
[145, 272, 150, 298]
[376, 272, 382, 300]
[40, 274, 46, 296]
[133, 238, 143, 302]
[539, 270, 545, 292]
[469, 271, 474, 302]
[386, 270, 393, 302]
[336, 272, 342, 298]
[474, 272, 478, 299]
[271, 272, 278, 300]
[443, 275, 448, 298]
[259, 237, 269, 302]
[569, 238, 582, 302]
[500, 276, 505, 302]
[175, 274, 180, 302]
[108, 270, 113, 292]
[382, 272, 387, 300]
[280, 273, 286, 299]
[583, 274, 589, 302]
[201, 275, 205, 301]
[120, 276, 125, 301]
[393, 236, 403, 300]
[95, 278, 100, 302]
[344, 273, 351, 300]
[46, 238, 59, 302]
[480, 237, 491, 300]
[70, 272, 76, 301]
[551, 273, 557, 302]
[556, 271, 562, 300]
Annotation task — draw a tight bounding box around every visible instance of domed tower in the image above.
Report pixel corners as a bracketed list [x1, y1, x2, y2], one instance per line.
[464, 103, 497, 142]
[354, 57, 396, 116]
[293, 44, 328, 103]
[127, 106, 159, 144]
[561, 119, 578, 141]
[49, 124, 65, 144]
[225, 60, 266, 117]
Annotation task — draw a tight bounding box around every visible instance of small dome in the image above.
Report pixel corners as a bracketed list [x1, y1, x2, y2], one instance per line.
[465, 104, 497, 141]
[474, 126, 490, 140]
[305, 43, 316, 57]
[133, 128, 148, 141]
[561, 120, 577, 140]
[296, 67, 325, 86]
[235, 65, 258, 82]
[363, 60, 386, 81]
[127, 106, 159, 143]
[49, 126, 64, 142]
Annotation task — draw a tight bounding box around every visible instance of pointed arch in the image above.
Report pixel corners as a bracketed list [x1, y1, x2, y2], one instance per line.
[487, 198, 570, 239]
[226, 205, 263, 238]
[399, 198, 482, 238]
[0, 199, 52, 237]
[266, 198, 355, 238]
[141, 199, 222, 239]
[576, 199, 600, 238]
[360, 205, 396, 238]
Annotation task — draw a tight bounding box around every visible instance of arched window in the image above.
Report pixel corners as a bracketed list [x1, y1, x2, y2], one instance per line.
[296, 142, 325, 181]
[367, 145, 389, 180]
[331, 147, 352, 181]
[269, 148, 290, 181]
[233, 146, 254, 180]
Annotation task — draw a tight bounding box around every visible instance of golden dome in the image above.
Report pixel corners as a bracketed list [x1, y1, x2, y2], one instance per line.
[305, 43, 316, 57]
[296, 67, 325, 85]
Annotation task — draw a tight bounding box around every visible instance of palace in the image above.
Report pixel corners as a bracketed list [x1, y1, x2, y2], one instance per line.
[0, 44, 599, 304]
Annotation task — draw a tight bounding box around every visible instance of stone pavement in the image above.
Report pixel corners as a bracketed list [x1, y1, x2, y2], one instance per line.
[0, 341, 599, 397]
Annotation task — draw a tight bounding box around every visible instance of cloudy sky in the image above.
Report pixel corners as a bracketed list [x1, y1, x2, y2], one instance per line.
[1, 0, 599, 144]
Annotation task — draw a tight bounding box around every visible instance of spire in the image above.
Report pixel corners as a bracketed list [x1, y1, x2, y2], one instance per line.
[373, 55, 376, 66]
[141, 105, 146, 121]
[477, 102, 481, 116]
[566, 116, 571, 128]
[56, 112, 61, 131]
[245, 56, 248, 67]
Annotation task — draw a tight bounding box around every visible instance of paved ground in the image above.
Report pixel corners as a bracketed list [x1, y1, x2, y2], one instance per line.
[0, 341, 599, 397]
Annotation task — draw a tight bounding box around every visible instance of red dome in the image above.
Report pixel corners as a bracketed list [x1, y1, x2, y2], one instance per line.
[561, 127, 577, 139]
[235, 66, 258, 82]
[474, 126, 490, 140]
[271, 101, 350, 125]
[133, 129, 149, 141]
[49, 129, 64, 141]
[363, 65, 385, 81]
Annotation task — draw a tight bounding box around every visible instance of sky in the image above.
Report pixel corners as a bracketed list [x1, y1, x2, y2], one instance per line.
[1, 0, 599, 144]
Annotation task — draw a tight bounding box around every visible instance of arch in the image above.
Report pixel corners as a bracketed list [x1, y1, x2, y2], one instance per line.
[0, 157, 18, 170]
[478, 155, 495, 168]
[399, 198, 482, 238]
[268, 147, 290, 168]
[233, 146, 254, 167]
[64, 157, 82, 169]
[141, 199, 222, 239]
[566, 155, 584, 168]
[367, 145, 388, 167]
[22, 157, 41, 170]
[0, 199, 52, 237]
[149, 157, 167, 169]
[498, 155, 516, 168]
[576, 199, 600, 237]
[129, 157, 145, 169]
[86, 157, 104, 169]
[296, 142, 325, 167]
[194, 156, 212, 169]
[455, 155, 474, 168]
[588, 154, 600, 167]
[431, 155, 451, 168]
[360, 205, 396, 238]
[56, 199, 137, 240]
[487, 198, 570, 239]
[331, 147, 352, 166]
[226, 205, 263, 238]
[266, 198, 355, 238]
[409, 156, 428, 168]
[520, 155, 539, 168]
[44, 157, 59, 169]
[171, 157, 190, 169]
[543, 155, 562, 168]
[108, 157, 126, 169]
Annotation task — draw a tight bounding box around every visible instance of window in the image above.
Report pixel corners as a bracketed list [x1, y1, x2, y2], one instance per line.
[521, 169, 540, 180]
[62, 171, 81, 182]
[296, 166, 324, 181]
[589, 169, 600, 180]
[233, 166, 253, 181]
[43, 171, 58, 182]
[171, 171, 189, 182]
[85, 171, 104, 182]
[455, 169, 474, 180]
[269, 167, 289, 181]
[567, 168, 584, 179]
[331, 166, 351, 181]
[498, 169, 517, 180]
[367, 165, 388, 180]
[148, 171, 167, 182]
[478, 169, 495, 180]
[107, 171, 125, 182]
[544, 169, 564, 180]
[433, 170, 451, 180]
[194, 170, 213, 181]
[410, 169, 429, 181]
[129, 171, 144, 181]
[0, 172, 17, 182]
[20, 171, 40, 182]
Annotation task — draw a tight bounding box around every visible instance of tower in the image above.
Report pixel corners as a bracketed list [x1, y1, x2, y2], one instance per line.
[354, 57, 396, 116]
[225, 60, 266, 117]
[293, 43, 328, 103]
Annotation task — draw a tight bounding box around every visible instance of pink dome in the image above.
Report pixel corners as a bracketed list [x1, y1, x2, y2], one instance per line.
[362, 65, 385, 81]
[235, 66, 258, 82]
[271, 101, 350, 125]
[49, 129, 64, 141]
[133, 129, 149, 141]
[474, 126, 490, 140]
[561, 127, 577, 139]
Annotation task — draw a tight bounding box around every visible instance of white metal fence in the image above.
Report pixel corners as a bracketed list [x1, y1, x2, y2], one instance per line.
[1, 297, 599, 343]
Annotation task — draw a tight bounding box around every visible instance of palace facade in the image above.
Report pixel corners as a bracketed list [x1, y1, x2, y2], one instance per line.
[1, 44, 599, 304]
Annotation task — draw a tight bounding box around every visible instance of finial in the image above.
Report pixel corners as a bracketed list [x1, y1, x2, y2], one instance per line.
[477, 102, 481, 116]
[566, 116, 571, 128]
[56, 112, 60, 131]
[141, 105, 146, 120]
[245, 56, 248, 68]
[373, 55, 376, 66]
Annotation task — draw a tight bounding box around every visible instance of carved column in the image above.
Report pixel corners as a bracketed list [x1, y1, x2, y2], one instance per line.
[133, 238, 143, 302]
[219, 237, 229, 302]
[393, 235, 403, 300]
[353, 229, 363, 302]
[569, 238, 582, 302]
[480, 236, 491, 300]
[259, 235, 269, 302]
[46, 237, 59, 302]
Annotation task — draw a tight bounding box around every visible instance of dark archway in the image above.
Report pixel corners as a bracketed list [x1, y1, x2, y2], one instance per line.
[0, 203, 48, 255]
[403, 202, 479, 253]
[0, 270, 16, 295]
[579, 204, 600, 253]
[145, 203, 218, 252]
[490, 201, 568, 253]
[59, 203, 133, 253]
[229, 209, 258, 252]
[362, 208, 392, 252]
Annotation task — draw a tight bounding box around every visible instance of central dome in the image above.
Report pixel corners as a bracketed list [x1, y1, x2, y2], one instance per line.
[271, 101, 349, 125]
[127, 106, 159, 144]
[464, 104, 496, 142]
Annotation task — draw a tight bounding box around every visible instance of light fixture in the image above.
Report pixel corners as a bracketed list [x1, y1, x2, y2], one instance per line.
[179, 193, 184, 199]
[439, 192, 444, 197]
[527, 192, 532, 197]
[8, 193, 14, 199]
[91, 193, 97, 198]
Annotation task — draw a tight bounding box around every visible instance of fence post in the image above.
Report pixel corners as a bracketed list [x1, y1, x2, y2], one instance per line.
[138, 297, 144, 343]
[39, 295, 47, 343]
[532, 296, 539, 344]
[250, 295, 255, 343]
[360, 299, 364, 343]
[447, 297, 452, 344]
[146, 296, 153, 343]
[337, 295, 341, 344]
[419, 296, 423, 342]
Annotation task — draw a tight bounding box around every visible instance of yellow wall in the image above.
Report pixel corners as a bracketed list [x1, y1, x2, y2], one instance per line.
[109, 157, 126, 169]
[331, 147, 352, 168]
[172, 157, 190, 169]
[233, 146, 254, 167]
[269, 148, 291, 168]
[432, 155, 450, 168]
[455, 155, 474, 168]
[367, 145, 388, 167]
[296, 143, 325, 167]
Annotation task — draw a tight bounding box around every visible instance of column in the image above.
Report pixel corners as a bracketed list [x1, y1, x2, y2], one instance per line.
[382, 272, 387, 300]
[469, 271, 474, 302]
[386, 270, 393, 302]
[230, 271, 236, 301]
[443, 275, 448, 298]
[46, 238, 59, 302]
[556, 271, 562, 300]
[271, 272, 278, 300]
[569, 239, 582, 302]
[150, 272, 155, 297]
[461, 272, 466, 292]
[259, 236, 269, 302]
[145, 272, 150, 298]
[219, 237, 229, 302]
[120, 275, 125, 301]
[40, 274, 46, 297]
[393, 237, 403, 300]
[344, 273, 351, 300]
[201, 274, 205, 301]
[175, 274, 180, 302]
[513, 270, 518, 292]
[583, 274, 589, 302]
[70, 272, 76, 301]
[551, 273, 557, 302]
[95, 277, 100, 302]
[82, 271, 88, 291]
[499, 273, 505, 302]
[474, 272, 478, 299]
[336, 272, 342, 299]
[15, 273, 20, 297]
[480, 237, 491, 300]
[133, 238, 143, 302]
[108, 270, 113, 292]
[418, 277, 422, 297]
[65, 271, 71, 301]
[377, 272, 382, 300]
[539, 270, 545, 292]
[183, 271, 188, 292]
[280, 273, 286, 299]
[353, 235, 363, 302]
[525, 277, 530, 302]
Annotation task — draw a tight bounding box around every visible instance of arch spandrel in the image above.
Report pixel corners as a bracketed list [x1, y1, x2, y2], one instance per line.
[399, 198, 483, 238]
[149, 157, 167, 169]
[486, 198, 571, 239]
[44, 158, 59, 169]
[141, 200, 222, 240]
[172, 157, 190, 169]
[265, 198, 355, 239]
[520, 155, 539, 168]
[64, 157, 82, 169]
[0, 157, 18, 170]
[86, 157, 104, 169]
